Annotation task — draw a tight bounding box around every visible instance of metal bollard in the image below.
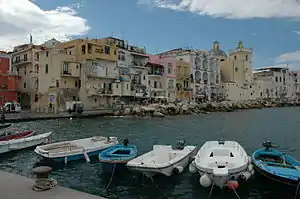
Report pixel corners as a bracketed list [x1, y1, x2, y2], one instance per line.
[32, 166, 57, 191]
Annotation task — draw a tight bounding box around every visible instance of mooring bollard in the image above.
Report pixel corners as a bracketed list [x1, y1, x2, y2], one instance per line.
[32, 166, 57, 191]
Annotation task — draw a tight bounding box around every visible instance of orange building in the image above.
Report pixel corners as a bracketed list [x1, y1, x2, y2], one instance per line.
[0, 51, 21, 106]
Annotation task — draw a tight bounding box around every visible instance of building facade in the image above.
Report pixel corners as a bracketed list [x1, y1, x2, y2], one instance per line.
[175, 59, 193, 101]
[0, 51, 20, 106]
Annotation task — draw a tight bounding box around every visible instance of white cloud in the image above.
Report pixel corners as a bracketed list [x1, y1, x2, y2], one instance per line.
[275, 51, 300, 64]
[138, 0, 300, 19]
[293, 31, 300, 35]
[0, 0, 90, 51]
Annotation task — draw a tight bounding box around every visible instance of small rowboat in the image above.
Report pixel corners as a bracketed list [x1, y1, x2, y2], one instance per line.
[0, 130, 35, 141]
[252, 140, 300, 187]
[0, 123, 12, 130]
[99, 139, 137, 173]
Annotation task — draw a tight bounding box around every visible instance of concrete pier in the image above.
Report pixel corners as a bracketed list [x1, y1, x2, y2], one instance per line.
[0, 170, 106, 199]
[4, 109, 115, 123]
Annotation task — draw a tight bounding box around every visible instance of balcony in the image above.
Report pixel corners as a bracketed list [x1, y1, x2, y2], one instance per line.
[12, 58, 32, 66]
[88, 89, 113, 96]
[61, 70, 80, 78]
[86, 65, 118, 79]
[148, 70, 163, 76]
[131, 60, 146, 68]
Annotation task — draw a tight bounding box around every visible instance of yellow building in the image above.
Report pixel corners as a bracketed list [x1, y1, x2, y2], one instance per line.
[175, 59, 193, 101]
[57, 38, 121, 109]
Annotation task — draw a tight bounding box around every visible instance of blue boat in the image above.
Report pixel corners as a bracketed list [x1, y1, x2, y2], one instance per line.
[98, 139, 137, 173]
[252, 140, 300, 187]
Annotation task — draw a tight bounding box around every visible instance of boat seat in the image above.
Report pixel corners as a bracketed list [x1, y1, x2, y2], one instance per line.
[213, 167, 228, 177]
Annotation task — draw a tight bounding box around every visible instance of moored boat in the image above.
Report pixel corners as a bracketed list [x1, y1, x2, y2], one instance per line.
[0, 130, 35, 141]
[99, 139, 137, 173]
[189, 140, 254, 189]
[252, 140, 300, 187]
[0, 132, 52, 154]
[126, 141, 197, 178]
[34, 136, 118, 163]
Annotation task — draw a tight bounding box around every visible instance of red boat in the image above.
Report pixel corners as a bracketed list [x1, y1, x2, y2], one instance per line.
[0, 130, 35, 141]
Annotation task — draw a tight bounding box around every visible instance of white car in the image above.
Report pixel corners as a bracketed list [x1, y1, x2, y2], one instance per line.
[2, 102, 21, 113]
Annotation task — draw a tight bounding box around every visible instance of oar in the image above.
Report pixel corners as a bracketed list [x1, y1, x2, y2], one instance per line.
[83, 148, 90, 163]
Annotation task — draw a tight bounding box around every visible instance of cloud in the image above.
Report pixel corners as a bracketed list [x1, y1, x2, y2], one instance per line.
[275, 51, 300, 64]
[293, 31, 300, 35]
[0, 0, 90, 51]
[137, 0, 300, 19]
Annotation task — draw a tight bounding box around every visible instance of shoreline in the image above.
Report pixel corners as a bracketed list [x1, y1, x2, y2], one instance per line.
[114, 99, 300, 118]
[2, 99, 300, 122]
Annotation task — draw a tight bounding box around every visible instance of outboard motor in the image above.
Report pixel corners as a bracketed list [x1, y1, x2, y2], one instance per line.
[123, 138, 129, 147]
[176, 140, 185, 150]
[262, 140, 276, 150]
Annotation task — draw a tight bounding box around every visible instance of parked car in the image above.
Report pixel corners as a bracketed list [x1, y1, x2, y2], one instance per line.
[1, 102, 21, 113]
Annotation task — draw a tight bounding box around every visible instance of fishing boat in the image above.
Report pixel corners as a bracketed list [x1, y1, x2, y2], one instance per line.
[0, 132, 52, 154]
[189, 141, 254, 189]
[0, 123, 11, 130]
[0, 130, 35, 141]
[34, 136, 118, 163]
[252, 140, 300, 187]
[98, 139, 137, 172]
[126, 141, 197, 178]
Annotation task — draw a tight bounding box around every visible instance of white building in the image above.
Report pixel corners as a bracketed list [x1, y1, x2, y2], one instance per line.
[157, 45, 221, 102]
[253, 66, 296, 99]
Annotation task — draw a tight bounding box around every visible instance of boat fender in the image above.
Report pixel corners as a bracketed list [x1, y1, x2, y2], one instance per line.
[84, 151, 91, 163]
[227, 180, 239, 189]
[172, 166, 184, 175]
[250, 169, 255, 175]
[248, 164, 254, 172]
[199, 174, 212, 187]
[64, 156, 68, 164]
[189, 163, 197, 173]
[240, 171, 252, 181]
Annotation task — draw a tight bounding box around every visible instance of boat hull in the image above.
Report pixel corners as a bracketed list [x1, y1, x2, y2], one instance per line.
[127, 147, 196, 178]
[0, 123, 11, 130]
[0, 132, 52, 154]
[50, 149, 107, 162]
[0, 131, 35, 141]
[100, 161, 129, 173]
[252, 161, 299, 187]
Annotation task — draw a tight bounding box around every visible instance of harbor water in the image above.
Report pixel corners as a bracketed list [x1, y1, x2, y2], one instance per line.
[1, 107, 300, 199]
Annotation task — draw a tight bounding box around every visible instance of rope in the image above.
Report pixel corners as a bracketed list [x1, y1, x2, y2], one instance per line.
[294, 181, 300, 199]
[33, 178, 57, 191]
[208, 179, 214, 198]
[105, 162, 116, 190]
[149, 176, 168, 199]
[230, 184, 241, 199]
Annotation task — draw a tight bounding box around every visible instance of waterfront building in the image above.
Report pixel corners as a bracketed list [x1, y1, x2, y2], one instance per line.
[57, 38, 120, 109]
[218, 41, 262, 101]
[98, 37, 150, 101]
[0, 51, 21, 106]
[10, 37, 44, 109]
[253, 66, 296, 99]
[157, 46, 221, 102]
[175, 59, 193, 101]
[145, 56, 167, 101]
[289, 71, 300, 99]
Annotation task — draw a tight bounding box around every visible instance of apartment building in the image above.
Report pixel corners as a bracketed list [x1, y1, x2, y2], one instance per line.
[175, 59, 193, 101]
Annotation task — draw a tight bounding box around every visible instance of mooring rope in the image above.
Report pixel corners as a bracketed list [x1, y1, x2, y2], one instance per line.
[208, 179, 215, 198]
[33, 178, 57, 192]
[293, 181, 300, 199]
[230, 183, 241, 199]
[105, 162, 117, 190]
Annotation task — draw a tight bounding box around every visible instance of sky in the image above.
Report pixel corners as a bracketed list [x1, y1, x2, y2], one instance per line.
[0, 0, 300, 69]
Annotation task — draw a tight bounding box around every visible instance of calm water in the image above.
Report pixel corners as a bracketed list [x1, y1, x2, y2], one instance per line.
[1, 107, 300, 199]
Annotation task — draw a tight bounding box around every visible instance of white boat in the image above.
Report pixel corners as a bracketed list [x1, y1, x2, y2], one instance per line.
[34, 136, 118, 163]
[0, 132, 52, 154]
[189, 141, 254, 189]
[126, 141, 197, 178]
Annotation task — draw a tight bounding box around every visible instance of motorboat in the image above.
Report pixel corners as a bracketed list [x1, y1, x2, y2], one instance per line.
[252, 140, 300, 187]
[34, 136, 118, 163]
[189, 141, 254, 189]
[0, 130, 35, 141]
[0, 132, 52, 154]
[126, 141, 197, 178]
[98, 139, 137, 173]
[0, 123, 11, 130]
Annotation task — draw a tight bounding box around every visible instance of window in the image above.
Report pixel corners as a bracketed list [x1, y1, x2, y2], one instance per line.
[168, 80, 174, 88]
[127, 84, 129, 90]
[235, 67, 238, 72]
[46, 51, 49, 57]
[81, 45, 86, 54]
[168, 63, 172, 74]
[234, 56, 237, 60]
[63, 63, 68, 72]
[279, 77, 282, 82]
[275, 77, 278, 82]
[56, 80, 59, 88]
[24, 54, 27, 61]
[36, 53, 39, 60]
[105, 46, 110, 54]
[75, 81, 78, 87]
[245, 55, 248, 61]
[114, 50, 117, 55]
[64, 80, 66, 84]
[45, 64, 48, 74]
[23, 82, 26, 88]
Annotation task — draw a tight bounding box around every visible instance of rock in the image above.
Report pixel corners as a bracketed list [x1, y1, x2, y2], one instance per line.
[153, 111, 165, 118]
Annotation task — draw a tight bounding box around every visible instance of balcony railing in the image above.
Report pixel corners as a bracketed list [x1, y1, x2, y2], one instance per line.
[148, 71, 163, 76]
[12, 59, 32, 66]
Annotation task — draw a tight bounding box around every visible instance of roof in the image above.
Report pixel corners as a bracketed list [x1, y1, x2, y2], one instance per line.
[148, 55, 164, 66]
[254, 65, 289, 71]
